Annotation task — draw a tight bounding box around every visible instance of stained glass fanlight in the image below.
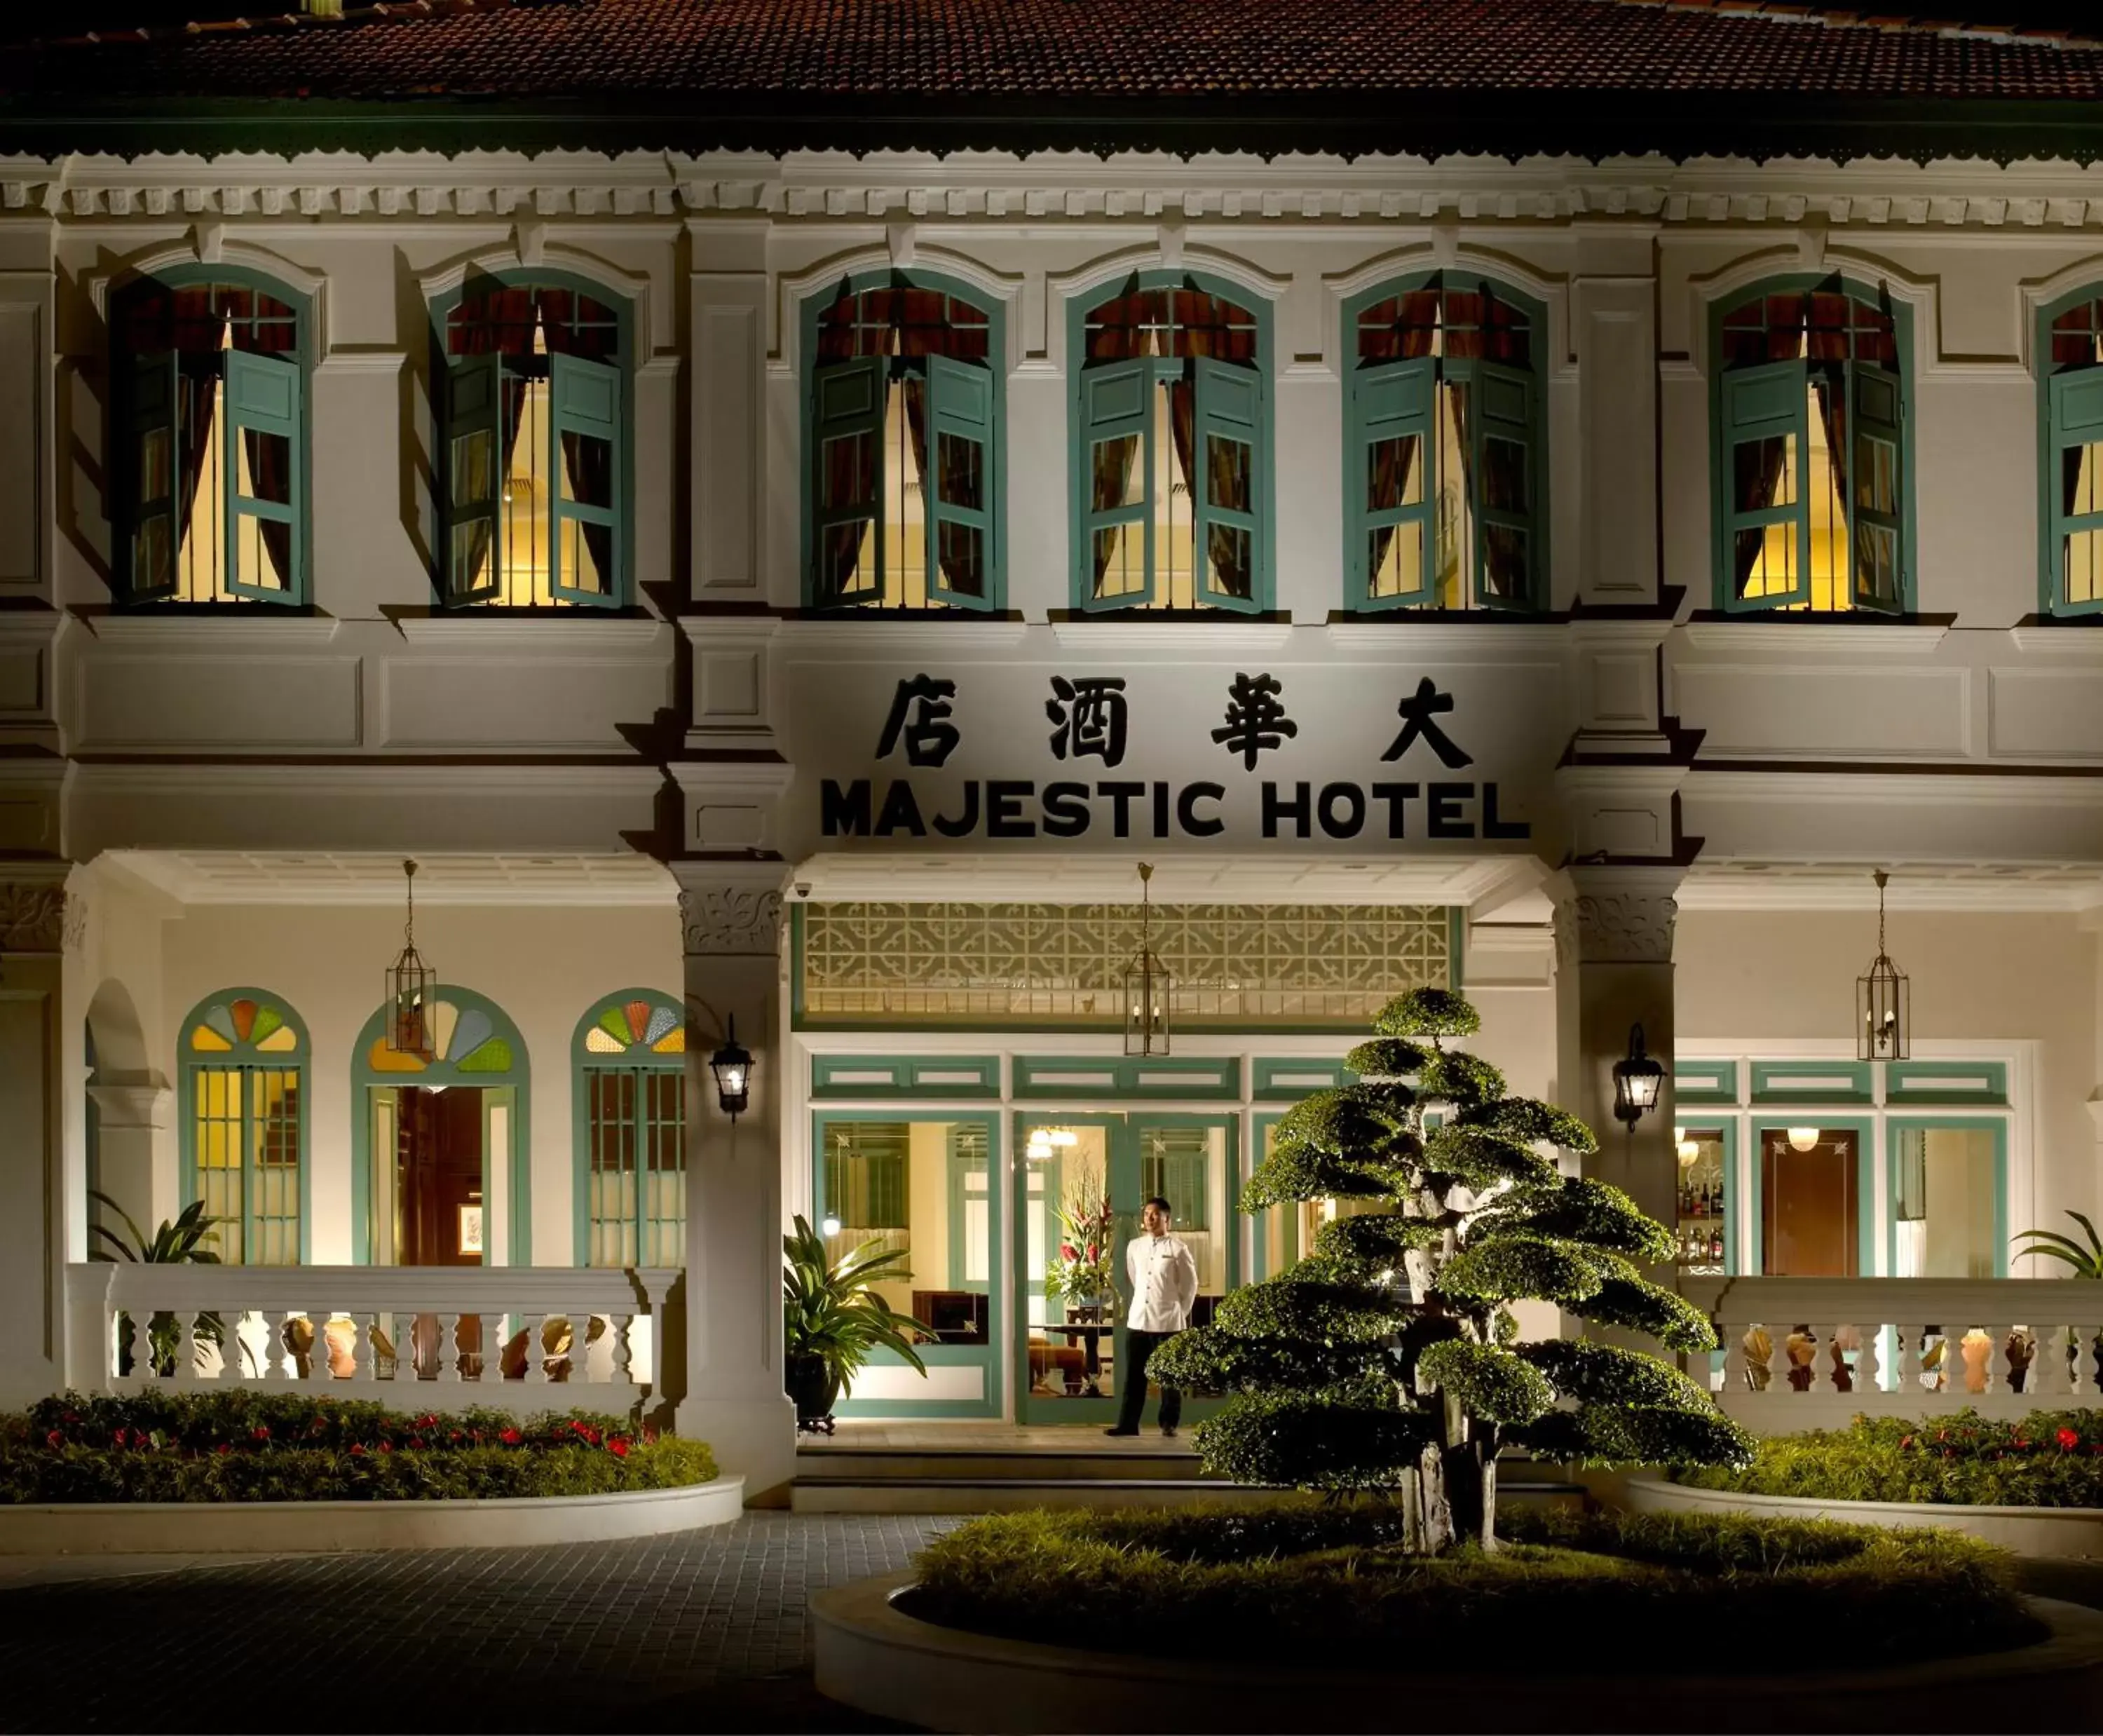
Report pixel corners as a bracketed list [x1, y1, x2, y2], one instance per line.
[188, 996, 301, 1055]
[1857, 869, 1909, 1062]
[367, 996, 515, 1075]
[582, 995, 686, 1057]
[386, 858, 436, 1060]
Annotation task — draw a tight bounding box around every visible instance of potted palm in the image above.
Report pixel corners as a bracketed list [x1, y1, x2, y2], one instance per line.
[782, 1214, 929, 1433]
[88, 1191, 234, 1378]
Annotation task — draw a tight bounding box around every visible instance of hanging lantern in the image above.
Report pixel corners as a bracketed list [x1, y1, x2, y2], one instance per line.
[385, 859, 436, 1059]
[709, 1015, 754, 1118]
[1857, 868, 1909, 1062]
[1610, 1023, 1663, 1127]
[1122, 862, 1171, 1057]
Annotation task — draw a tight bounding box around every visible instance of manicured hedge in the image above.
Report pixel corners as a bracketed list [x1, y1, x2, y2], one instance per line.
[904, 1501, 2042, 1671]
[1, 1390, 716, 1503]
[1674, 1409, 2103, 1508]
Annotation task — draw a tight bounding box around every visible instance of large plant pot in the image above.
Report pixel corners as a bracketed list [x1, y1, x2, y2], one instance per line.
[787, 1354, 843, 1434]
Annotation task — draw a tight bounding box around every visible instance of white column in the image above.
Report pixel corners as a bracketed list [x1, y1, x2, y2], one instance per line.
[0, 872, 74, 1406]
[672, 860, 798, 1498]
[1551, 865, 1683, 1241]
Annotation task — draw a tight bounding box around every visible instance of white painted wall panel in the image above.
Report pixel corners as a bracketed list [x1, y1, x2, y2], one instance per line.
[0, 295, 46, 595]
[1987, 667, 2103, 761]
[380, 654, 669, 750]
[1677, 665, 1970, 759]
[76, 655, 362, 750]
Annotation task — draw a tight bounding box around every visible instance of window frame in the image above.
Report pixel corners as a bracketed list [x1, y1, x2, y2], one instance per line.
[1708, 273, 1917, 617]
[428, 268, 635, 612]
[2034, 285, 2103, 618]
[1068, 269, 1275, 615]
[570, 989, 688, 1269]
[177, 986, 311, 1266]
[110, 266, 314, 610]
[798, 268, 1007, 613]
[1340, 271, 1548, 616]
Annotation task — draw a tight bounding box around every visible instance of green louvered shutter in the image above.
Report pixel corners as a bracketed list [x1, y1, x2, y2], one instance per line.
[1352, 355, 1435, 611]
[1847, 360, 1904, 614]
[1471, 358, 1539, 611]
[2050, 368, 2103, 615]
[1078, 358, 1152, 609]
[925, 352, 995, 611]
[444, 352, 502, 604]
[550, 350, 621, 606]
[1719, 359, 1811, 611]
[126, 350, 179, 602]
[224, 347, 301, 602]
[1193, 355, 1263, 613]
[810, 355, 885, 606]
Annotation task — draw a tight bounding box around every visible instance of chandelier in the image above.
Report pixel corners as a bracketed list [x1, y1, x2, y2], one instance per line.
[1856, 868, 1909, 1062]
[385, 858, 437, 1059]
[1122, 862, 1171, 1057]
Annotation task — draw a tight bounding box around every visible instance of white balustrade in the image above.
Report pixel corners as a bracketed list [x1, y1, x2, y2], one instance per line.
[64, 1265, 680, 1418]
[1682, 1277, 2103, 1434]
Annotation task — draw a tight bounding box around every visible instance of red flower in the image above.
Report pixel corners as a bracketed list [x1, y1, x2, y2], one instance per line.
[578, 1425, 601, 1446]
[608, 1437, 630, 1458]
[1899, 1436, 1914, 1451]
[1084, 1244, 1098, 1262]
[215, 1443, 232, 1456]
[44, 1428, 62, 1448]
[449, 1431, 463, 1444]
[417, 1414, 437, 1430]
[407, 1437, 423, 1450]
[1059, 1242, 1077, 1261]
[251, 1425, 270, 1442]
[376, 1442, 393, 1455]
[2060, 1428, 2081, 1451]
[501, 1428, 522, 1446]
[350, 1444, 366, 1456]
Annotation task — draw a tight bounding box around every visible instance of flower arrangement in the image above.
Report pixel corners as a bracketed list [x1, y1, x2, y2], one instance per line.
[1044, 1167, 1117, 1312]
[2, 1391, 715, 1503]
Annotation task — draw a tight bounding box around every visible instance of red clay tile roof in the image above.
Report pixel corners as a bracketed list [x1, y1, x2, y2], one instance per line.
[8, 0, 2103, 161]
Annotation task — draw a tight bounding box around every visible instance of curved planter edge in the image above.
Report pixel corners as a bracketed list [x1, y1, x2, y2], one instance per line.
[1626, 1474, 2103, 1559]
[0, 1474, 745, 1555]
[812, 1571, 2103, 1735]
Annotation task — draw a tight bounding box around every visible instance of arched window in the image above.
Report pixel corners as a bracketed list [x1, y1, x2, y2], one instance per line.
[1713, 276, 1910, 614]
[112, 270, 308, 606]
[436, 273, 629, 609]
[1072, 272, 1270, 613]
[805, 271, 1002, 611]
[573, 990, 686, 1267]
[179, 990, 308, 1265]
[2037, 289, 2103, 616]
[1344, 272, 1544, 612]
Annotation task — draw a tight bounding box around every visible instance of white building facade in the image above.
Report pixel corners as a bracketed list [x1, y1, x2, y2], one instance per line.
[2, 0, 2102, 1494]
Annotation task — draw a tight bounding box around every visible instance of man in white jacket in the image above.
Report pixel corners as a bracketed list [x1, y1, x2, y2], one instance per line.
[1105, 1195, 1200, 1438]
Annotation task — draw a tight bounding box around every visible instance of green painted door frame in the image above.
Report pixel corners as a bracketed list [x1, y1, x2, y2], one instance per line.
[1013, 1109, 1239, 1425]
[1884, 1116, 2010, 1280]
[813, 1109, 1004, 1420]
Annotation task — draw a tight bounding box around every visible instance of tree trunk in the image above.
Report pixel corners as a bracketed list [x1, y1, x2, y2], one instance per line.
[1416, 1441, 1455, 1554]
[1443, 1437, 1497, 1550]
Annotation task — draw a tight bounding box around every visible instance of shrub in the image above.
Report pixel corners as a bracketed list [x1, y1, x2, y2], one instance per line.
[904, 1502, 2042, 1673]
[1675, 1408, 2103, 1509]
[1, 1390, 715, 1503]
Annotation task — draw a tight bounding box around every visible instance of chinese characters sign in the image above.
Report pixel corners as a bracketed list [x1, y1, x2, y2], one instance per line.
[821, 669, 1530, 843]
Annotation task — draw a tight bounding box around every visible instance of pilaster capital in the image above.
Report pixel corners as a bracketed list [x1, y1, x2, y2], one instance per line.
[86, 1076, 172, 1132]
[0, 869, 74, 956]
[672, 860, 790, 960]
[1549, 864, 1684, 968]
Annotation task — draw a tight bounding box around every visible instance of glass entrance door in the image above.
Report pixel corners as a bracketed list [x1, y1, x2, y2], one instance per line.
[1014, 1111, 1237, 1425]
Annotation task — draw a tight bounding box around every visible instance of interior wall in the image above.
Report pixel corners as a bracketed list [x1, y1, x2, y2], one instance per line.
[148, 900, 682, 1263]
[1675, 907, 2099, 1247]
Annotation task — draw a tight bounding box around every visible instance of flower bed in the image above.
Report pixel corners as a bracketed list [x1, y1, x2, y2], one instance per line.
[901, 1502, 2041, 1671]
[1672, 1409, 2103, 1507]
[3, 1390, 716, 1503]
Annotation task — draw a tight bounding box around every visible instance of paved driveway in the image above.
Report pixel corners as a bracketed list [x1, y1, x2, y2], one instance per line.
[0, 1514, 955, 1734]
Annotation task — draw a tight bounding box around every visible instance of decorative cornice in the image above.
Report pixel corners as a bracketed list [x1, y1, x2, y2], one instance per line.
[676, 872, 785, 959]
[1553, 866, 1684, 965]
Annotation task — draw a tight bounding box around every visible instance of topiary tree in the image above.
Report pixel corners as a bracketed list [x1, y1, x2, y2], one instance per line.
[1150, 986, 1754, 1554]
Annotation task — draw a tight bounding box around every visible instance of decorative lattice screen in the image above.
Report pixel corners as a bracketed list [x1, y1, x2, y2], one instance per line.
[798, 903, 1452, 1027]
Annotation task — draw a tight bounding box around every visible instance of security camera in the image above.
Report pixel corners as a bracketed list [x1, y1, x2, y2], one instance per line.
[794, 881, 812, 900]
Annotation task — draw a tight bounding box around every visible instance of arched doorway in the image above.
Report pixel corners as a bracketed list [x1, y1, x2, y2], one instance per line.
[350, 987, 531, 1267]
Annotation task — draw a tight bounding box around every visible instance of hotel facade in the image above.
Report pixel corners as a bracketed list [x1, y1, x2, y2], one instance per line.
[0, 0, 2100, 1494]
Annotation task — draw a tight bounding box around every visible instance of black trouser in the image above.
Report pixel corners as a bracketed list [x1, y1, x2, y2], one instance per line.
[1115, 1329, 1182, 1432]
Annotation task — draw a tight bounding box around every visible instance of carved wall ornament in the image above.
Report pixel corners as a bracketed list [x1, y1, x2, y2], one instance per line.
[1568, 891, 1678, 965]
[679, 883, 785, 958]
[0, 882, 68, 955]
[62, 893, 88, 957]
